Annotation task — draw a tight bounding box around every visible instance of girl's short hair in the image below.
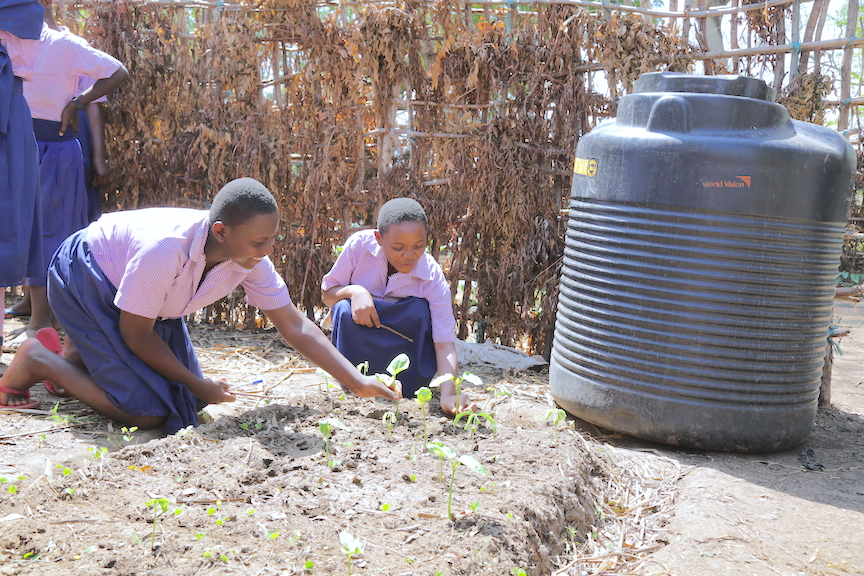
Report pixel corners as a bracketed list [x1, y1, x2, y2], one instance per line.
[210, 178, 278, 227]
[377, 198, 428, 234]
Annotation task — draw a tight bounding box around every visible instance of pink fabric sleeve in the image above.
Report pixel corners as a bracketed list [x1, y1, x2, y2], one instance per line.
[66, 39, 121, 80]
[321, 234, 362, 291]
[76, 76, 107, 103]
[242, 259, 293, 311]
[425, 266, 457, 343]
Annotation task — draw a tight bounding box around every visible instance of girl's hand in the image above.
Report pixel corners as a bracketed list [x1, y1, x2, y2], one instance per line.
[349, 290, 380, 328]
[349, 375, 402, 400]
[440, 393, 477, 415]
[198, 377, 236, 404]
[59, 102, 80, 136]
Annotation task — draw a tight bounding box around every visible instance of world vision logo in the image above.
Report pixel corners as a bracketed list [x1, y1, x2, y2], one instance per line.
[702, 175, 752, 188]
[573, 157, 598, 177]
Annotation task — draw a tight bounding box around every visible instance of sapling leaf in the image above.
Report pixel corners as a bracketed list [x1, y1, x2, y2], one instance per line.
[458, 455, 489, 477]
[355, 361, 369, 375]
[386, 353, 410, 378]
[415, 387, 432, 404]
[461, 372, 483, 387]
[429, 374, 454, 388]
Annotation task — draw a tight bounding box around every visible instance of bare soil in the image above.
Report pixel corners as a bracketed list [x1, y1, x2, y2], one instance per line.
[1, 298, 862, 576]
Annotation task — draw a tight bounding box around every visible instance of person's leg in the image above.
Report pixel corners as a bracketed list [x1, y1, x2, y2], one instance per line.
[0, 338, 166, 429]
[6, 285, 31, 316]
[24, 285, 54, 336]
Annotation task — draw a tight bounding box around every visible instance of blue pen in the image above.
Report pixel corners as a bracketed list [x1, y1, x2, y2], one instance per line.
[232, 379, 264, 389]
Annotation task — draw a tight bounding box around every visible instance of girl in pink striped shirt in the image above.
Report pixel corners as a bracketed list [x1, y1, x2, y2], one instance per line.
[0, 178, 400, 433]
[322, 198, 476, 415]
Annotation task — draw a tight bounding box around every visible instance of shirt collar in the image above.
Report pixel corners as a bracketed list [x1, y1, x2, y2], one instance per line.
[366, 232, 433, 281]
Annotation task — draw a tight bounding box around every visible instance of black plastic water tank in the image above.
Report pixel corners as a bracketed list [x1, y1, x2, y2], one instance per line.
[550, 72, 855, 452]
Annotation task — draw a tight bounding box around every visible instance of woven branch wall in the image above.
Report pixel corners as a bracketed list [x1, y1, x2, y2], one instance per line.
[60, 0, 857, 354]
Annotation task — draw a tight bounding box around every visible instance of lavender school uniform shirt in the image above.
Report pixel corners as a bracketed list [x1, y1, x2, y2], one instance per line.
[321, 229, 456, 343]
[85, 208, 293, 319]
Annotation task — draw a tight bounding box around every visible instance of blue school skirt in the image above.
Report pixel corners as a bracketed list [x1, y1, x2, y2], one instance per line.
[27, 118, 88, 286]
[330, 297, 438, 398]
[75, 109, 101, 222]
[47, 229, 206, 434]
[0, 71, 42, 287]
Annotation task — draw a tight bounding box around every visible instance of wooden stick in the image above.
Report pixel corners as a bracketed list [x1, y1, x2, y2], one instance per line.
[379, 324, 414, 343]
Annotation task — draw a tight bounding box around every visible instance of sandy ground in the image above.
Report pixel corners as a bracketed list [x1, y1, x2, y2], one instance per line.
[633, 299, 864, 576]
[1, 297, 862, 575]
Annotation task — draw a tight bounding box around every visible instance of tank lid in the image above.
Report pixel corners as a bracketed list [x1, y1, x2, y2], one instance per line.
[633, 72, 776, 101]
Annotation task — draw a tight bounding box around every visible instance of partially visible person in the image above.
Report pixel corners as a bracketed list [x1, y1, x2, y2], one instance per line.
[322, 197, 476, 415]
[0, 0, 44, 350]
[0, 0, 128, 339]
[0, 178, 401, 430]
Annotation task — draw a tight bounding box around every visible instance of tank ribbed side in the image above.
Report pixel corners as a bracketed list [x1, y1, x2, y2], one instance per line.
[550, 200, 844, 450]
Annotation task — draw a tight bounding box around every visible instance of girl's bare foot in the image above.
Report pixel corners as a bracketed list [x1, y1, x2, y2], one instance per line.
[0, 338, 49, 406]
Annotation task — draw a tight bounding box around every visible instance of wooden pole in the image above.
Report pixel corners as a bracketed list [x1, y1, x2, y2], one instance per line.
[798, 0, 823, 73]
[838, 0, 860, 133]
[789, 0, 800, 80]
[730, 0, 739, 73]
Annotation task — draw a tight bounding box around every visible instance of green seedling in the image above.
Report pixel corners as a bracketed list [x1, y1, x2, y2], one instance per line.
[380, 502, 391, 512]
[315, 368, 336, 397]
[469, 501, 480, 512]
[22, 551, 40, 560]
[511, 568, 528, 576]
[64, 487, 76, 498]
[145, 498, 173, 548]
[453, 410, 497, 438]
[414, 386, 432, 445]
[546, 408, 568, 445]
[428, 440, 446, 482]
[121, 426, 138, 443]
[381, 411, 397, 435]
[355, 361, 369, 375]
[304, 559, 314, 571]
[318, 419, 347, 467]
[373, 353, 410, 417]
[266, 529, 280, 540]
[339, 529, 364, 576]
[426, 442, 489, 521]
[88, 446, 108, 460]
[430, 371, 483, 416]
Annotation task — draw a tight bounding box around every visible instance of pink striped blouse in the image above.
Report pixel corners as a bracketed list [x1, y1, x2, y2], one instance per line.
[86, 208, 292, 320]
[321, 230, 456, 343]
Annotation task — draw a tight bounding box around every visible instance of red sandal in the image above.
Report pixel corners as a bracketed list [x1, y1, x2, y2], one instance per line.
[35, 328, 71, 398]
[0, 386, 40, 410]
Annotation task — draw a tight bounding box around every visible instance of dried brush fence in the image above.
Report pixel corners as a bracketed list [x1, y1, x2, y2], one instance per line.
[56, 0, 864, 357]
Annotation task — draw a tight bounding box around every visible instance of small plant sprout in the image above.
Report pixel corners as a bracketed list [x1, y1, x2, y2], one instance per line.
[145, 498, 173, 548]
[304, 559, 314, 572]
[414, 386, 433, 445]
[355, 361, 369, 375]
[315, 368, 336, 397]
[430, 371, 483, 415]
[318, 419, 347, 467]
[453, 410, 497, 438]
[88, 446, 108, 460]
[469, 501, 480, 512]
[426, 442, 489, 521]
[546, 408, 568, 445]
[121, 426, 138, 443]
[339, 530, 364, 576]
[373, 353, 409, 416]
[380, 502, 391, 512]
[381, 411, 397, 434]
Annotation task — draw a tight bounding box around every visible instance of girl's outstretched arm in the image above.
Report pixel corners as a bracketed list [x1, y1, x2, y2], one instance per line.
[264, 303, 401, 400]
